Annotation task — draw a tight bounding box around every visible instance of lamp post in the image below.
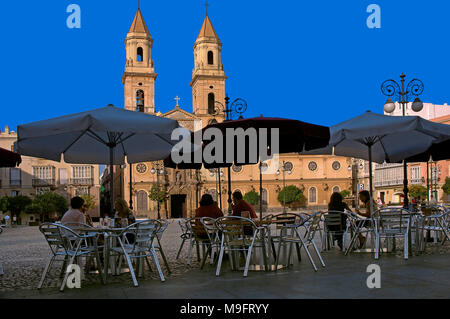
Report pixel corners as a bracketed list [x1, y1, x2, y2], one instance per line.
[209, 168, 224, 210]
[212, 95, 248, 215]
[276, 161, 293, 213]
[381, 73, 424, 209]
[151, 163, 166, 220]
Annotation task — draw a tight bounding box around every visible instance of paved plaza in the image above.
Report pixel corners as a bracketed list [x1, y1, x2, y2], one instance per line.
[1, 222, 450, 299]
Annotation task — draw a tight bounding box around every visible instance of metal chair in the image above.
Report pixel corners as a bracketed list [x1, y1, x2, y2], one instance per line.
[106, 220, 164, 287]
[344, 212, 375, 255]
[374, 208, 411, 260]
[176, 218, 193, 260]
[419, 205, 450, 251]
[267, 213, 302, 266]
[215, 216, 266, 277]
[198, 217, 222, 269]
[186, 217, 213, 266]
[153, 219, 171, 274]
[322, 211, 348, 251]
[275, 212, 326, 272]
[38, 223, 104, 291]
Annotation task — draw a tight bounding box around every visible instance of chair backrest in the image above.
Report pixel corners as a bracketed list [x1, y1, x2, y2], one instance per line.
[271, 213, 302, 230]
[324, 211, 346, 233]
[376, 208, 410, 234]
[200, 217, 218, 242]
[178, 218, 190, 234]
[39, 223, 81, 255]
[186, 217, 207, 239]
[156, 219, 169, 240]
[215, 216, 257, 238]
[119, 220, 160, 251]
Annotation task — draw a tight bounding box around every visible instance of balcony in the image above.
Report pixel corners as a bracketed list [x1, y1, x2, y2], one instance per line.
[70, 178, 94, 186]
[410, 178, 424, 185]
[32, 179, 55, 187]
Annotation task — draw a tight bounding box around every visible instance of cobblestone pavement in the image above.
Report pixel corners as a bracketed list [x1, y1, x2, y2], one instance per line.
[1, 221, 449, 294]
[0, 221, 200, 292]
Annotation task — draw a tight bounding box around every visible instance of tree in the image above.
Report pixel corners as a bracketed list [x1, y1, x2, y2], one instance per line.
[0, 196, 9, 213]
[149, 184, 169, 204]
[24, 204, 42, 216]
[34, 192, 68, 222]
[80, 194, 96, 211]
[408, 185, 427, 200]
[244, 191, 260, 206]
[443, 177, 450, 196]
[7, 195, 32, 217]
[278, 185, 307, 208]
[340, 190, 351, 198]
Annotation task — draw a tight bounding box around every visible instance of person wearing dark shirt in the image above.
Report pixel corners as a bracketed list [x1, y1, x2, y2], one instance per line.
[328, 192, 352, 250]
[195, 194, 224, 219]
[232, 191, 257, 219]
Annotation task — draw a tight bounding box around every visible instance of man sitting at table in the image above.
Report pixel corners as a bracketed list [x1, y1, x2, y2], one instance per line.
[61, 196, 86, 226]
[232, 191, 257, 219]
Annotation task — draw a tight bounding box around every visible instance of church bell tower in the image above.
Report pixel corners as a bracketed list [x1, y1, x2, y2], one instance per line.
[190, 12, 227, 123]
[122, 8, 157, 113]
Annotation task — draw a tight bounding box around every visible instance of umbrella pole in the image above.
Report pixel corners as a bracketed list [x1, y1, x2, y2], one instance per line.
[260, 163, 263, 221]
[368, 144, 374, 218]
[403, 161, 409, 209]
[109, 146, 114, 217]
[227, 167, 233, 216]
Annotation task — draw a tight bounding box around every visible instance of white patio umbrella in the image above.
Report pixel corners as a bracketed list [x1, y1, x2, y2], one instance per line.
[301, 111, 450, 214]
[16, 104, 181, 213]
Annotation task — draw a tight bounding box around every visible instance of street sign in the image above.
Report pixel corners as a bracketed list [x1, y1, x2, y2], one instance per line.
[358, 184, 365, 191]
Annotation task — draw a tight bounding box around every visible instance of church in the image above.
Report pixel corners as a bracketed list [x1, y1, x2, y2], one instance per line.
[114, 8, 353, 219]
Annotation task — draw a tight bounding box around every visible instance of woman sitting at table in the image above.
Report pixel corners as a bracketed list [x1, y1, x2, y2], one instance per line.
[328, 192, 351, 250]
[114, 198, 136, 243]
[195, 194, 224, 219]
[354, 190, 379, 248]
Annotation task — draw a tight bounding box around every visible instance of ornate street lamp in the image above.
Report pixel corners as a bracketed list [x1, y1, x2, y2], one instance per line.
[151, 163, 166, 219]
[210, 95, 248, 215]
[381, 73, 424, 209]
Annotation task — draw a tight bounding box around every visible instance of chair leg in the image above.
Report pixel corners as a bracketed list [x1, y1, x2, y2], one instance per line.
[94, 245, 105, 284]
[176, 239, 186, 260]
[150, 247, 165, 282]
[275, 238, 283, 271]
[404, 234, 409, 260]
[38, 256, 55, 289]
[118, 239, 138, 287]
[302, 242, 318, 272]
[215, 239, 225, 277]
[375, 233, 380, 260]
[244, 240, 256, 277]
[157, 239, 171, 274]
[60, 241, 82, 292]
[187, 239, 194, 265]
[200, 245, 212, 270]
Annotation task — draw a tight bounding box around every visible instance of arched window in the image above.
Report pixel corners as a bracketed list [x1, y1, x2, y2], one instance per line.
[309, 187, 317, 203]
[136, 90, 145, 112]
[137, 190, 148, 212]
[332, 186, 340, 194]
[208, 51, 214, 65]
[208, 93, 215, 115]
[137, 47, 144, 62]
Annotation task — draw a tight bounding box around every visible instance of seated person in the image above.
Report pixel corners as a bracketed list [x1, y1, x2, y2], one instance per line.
[80, 202, 94, 227]
[61, 196, 86, 227]
[232, 191, 257, 219]
[194, 194, 224, 239]
[327, 192, 351, 250]
[354, 190, 378, 248]
[114, 198, 136, 243]
[196, 194, 224, 219]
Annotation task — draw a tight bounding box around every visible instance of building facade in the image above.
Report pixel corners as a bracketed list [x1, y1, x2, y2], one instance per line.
[112, 9, 353, 219]
[374, 103, 450, 204]
[0, 127, 101, 224]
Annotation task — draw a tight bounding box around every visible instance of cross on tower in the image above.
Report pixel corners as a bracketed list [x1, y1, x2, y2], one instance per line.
[205, 0, 209, 14]
[175, 96, 181, 107]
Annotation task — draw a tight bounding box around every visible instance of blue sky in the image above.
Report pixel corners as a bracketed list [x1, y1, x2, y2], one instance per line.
[1, 0, 449, 131]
